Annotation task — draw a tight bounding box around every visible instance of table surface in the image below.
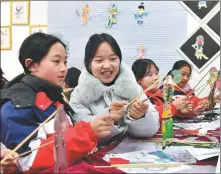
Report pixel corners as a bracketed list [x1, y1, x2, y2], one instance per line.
[107, 115, 220, 173]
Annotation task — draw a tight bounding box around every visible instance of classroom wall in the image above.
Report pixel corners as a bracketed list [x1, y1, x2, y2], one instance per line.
[1, 1, 48, 80]
[1, 1, 220, 97]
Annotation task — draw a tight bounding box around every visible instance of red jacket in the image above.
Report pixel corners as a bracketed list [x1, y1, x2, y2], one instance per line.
[1, 92, 98, 173]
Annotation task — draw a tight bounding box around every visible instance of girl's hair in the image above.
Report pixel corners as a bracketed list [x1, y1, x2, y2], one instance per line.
[5, 32, 67, 88]
[84, 33, 122, 74]
[0, 68, 8, 90]
[167, 60, 192, 76]
[132, 59, 159, 81]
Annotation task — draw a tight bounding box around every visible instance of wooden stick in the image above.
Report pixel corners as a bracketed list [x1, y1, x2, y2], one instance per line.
[0, 110, 58, 164]
[116, 79, 160, 115]
[187, 68, 211, 97]
[94, 162, 194, 168]
[142, 88, 163, 103]
[12, 140, 54, 160]
[195, 83, 209, 97]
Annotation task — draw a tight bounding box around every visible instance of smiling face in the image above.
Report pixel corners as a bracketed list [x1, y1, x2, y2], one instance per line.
[90, 42, 120, 84]
[177, 66, 191, 89]
[31, 42, 67, 87]
[138, 64, 159, 89]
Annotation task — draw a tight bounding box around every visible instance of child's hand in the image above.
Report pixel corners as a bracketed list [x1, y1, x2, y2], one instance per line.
[109, 101, 128, 122]
[1, 149, 18, 173]
[129, 100, 149, 119]
[172, 97, 187, 110]
[90, 114, 115, 138]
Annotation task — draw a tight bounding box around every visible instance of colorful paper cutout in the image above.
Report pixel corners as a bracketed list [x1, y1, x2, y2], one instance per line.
[106, 4, 120, 28]
[134, 2, 148, 25]
[76, 4, 91, 25]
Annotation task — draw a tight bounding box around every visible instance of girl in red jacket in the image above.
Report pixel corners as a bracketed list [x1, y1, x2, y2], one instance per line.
[132, 59, 189, 123]
[0, 33, 118, 173]
[166, 60, 220, 117]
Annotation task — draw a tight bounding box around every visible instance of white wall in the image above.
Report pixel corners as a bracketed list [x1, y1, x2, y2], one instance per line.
[1, 1, 220, 97]
[1, 1, 48, 80]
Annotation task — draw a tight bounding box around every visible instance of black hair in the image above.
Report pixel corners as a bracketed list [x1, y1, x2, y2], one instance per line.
[0, 68, 8, 90]
[64, 67, 81, 88]
[132, 59, 159, 81]
[84, 33, 122, 74]
[5, 32, 67, 88]
[138, 2, 145, 10]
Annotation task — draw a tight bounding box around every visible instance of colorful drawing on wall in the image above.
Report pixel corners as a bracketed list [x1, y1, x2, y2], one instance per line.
[1, 26, 12, 50]
[135, 46, 147, 59]
[76, 4, 91, 25]
[106, 4, 120, 28]
[192, 35, 208, 60]
[29, 25, 48, 35]
[207, 67, 219, 89]
[207, 11, 220, 38]
[134, 2, 148, 25]
[178, 27, 220, 72]
[180, 1, 219, 21]
[10, 1, 30, 25]
[198, 1, 207, 9]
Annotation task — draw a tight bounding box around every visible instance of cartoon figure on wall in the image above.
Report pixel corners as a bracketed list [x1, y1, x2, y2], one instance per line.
[192, 35, 208, 60]
[135, 46, 147, 59]
[106, 4, 120, 28]
[76, 4, 91, 25]
[134, 2, 148, 25]
[198, 1, 207, 9]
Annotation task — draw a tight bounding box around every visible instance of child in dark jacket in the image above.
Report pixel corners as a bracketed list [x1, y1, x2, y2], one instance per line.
[0, 33, 116, 173]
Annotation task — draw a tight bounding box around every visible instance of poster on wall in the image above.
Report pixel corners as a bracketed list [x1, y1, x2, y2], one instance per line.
[29, 25, 48, 35]
[11, 1, 30, 25]
[177, 26, 220, 72]
[1, 26, 12, 50]
[180, 1, 219, 21]
[207, 10, 220, 38]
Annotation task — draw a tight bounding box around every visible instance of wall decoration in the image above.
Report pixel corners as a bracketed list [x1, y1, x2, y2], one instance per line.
[10, 1, 30, 25]
[207, 10, 220, 38]
[180, 1, 219, 21]
[106, 4, 120, 28]
[29, 25, 48, 35]
[135, 46, 147, 59]
[1, 26, 12, 50]
[76, 4, 91, 25]
[134, 2, 148, 25]
[177, 26, 220, 72]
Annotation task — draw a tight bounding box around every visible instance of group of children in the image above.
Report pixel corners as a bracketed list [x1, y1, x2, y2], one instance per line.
[0, 32, 220, 173]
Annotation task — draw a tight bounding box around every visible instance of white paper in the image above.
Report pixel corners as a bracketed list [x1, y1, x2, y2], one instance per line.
[185, 147, 220, 161]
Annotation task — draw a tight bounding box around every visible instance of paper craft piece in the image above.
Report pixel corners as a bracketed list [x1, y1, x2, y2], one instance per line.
[216, 71, 220, 91]
[76, 4, 91, 25]
[171, 70, 182, 84]
[185, 146, 220, 161]
[163, 76, 174, 104]
[134, 2, 148, 25]
[106, 4, 120, 28]
[135, 46, 147, 59]
[54, 105, 69, 173]
[192, 35, 208, 60]
[198, 1, 207, 9]
[207, 67, 219, 89]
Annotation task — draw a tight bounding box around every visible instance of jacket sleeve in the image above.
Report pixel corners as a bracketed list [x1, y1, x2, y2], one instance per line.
[1, 102, 97, 173]
[125, 89, 160, 138]
[31, 122, 98, 173]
